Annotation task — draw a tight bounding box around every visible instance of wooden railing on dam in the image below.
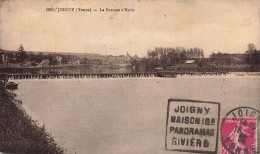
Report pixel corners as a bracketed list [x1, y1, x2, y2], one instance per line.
[7, 73, 156, 80]
[5, 72, 228, 80]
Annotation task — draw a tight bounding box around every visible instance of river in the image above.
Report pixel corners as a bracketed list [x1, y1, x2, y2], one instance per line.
[13, 73, 260, 154]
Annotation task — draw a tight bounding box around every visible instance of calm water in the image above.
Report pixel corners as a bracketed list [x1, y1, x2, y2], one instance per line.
[14, 74, 260, 154]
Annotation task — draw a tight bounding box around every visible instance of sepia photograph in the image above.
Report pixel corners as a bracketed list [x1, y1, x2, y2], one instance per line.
[0, 0, 259, 153]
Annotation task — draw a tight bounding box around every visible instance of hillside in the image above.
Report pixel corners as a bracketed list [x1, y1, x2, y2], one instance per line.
[0, 86, 64, 154]
[0, 48, 101, 58]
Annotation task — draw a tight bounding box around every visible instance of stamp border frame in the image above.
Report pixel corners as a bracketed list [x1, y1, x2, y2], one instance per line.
[165, 98, 221, 154]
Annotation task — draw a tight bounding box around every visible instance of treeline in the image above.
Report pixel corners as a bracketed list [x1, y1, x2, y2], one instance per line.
[132, 44, 260, 72]
[0, 44, 106, 67]
[0, 51, 81, 66]
[1, 44, 259, 71]
[147, 47, 204, 60]
[132, 47, 204, 71]
[28, 53, 80, 66]
[0, 51, 101, 67]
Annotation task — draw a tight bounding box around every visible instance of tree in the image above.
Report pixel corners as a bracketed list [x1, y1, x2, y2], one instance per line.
[16, 44, 28, 64]
[80, 57, 88, 64]
[244, 43, 260, 70]
[47, 54, 58, 66]
[247, 43, 256, 52]
[35, 53, 44, 63]
[61, 55, 70, 64]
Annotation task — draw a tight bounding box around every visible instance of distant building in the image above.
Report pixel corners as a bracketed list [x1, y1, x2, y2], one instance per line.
[74, 59, 80, 65]
[185, 60, 195, 64]
[39, 59, 50, 66]
[210, 53, 244, 65]
[1, 55, 8, 66]
[126, 52, 131, 58]
[55, 56, 62, 65]
[175, 60, 198, 72]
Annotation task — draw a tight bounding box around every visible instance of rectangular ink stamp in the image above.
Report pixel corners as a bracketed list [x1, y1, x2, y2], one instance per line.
[165, 99, 220, 153]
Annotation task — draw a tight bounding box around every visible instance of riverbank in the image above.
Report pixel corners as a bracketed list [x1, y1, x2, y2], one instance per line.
[0, 86, 64, 154]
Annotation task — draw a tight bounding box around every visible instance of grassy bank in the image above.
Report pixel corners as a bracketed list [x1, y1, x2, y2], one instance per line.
[0, 86, 64, 154]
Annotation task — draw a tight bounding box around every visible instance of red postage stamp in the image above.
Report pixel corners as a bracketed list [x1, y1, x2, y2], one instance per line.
[221, 118, 256, 154]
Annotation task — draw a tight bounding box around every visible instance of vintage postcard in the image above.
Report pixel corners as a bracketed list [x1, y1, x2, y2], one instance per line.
[0, 0, 259, 153]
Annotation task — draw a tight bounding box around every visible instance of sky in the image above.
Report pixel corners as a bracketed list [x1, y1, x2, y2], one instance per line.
[0, 0, 259, 57]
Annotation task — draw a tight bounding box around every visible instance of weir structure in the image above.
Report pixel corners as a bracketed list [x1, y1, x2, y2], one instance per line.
[2, 72, 228, 80]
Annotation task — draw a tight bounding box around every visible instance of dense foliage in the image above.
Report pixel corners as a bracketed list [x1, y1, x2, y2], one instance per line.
[0, 86, 64, 154]
[131, 47, 205, 70]
[1, 44, 260, 72]
[244, 43, 260, 69]
[132, 44, 260, 71]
